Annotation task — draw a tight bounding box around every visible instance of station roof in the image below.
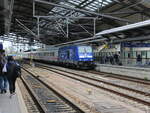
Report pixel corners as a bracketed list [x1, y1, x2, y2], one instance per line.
[1, 0, 150, 45]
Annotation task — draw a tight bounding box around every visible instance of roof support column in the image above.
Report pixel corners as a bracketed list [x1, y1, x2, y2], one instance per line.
[37, 17, 40, 38]
[4, 0, 14, 34]
[66, 18, 69, 38]
[93, 18, 96, 38]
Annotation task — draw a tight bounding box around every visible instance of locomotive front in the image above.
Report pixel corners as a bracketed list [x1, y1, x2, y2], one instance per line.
[77, 46, 95, 69]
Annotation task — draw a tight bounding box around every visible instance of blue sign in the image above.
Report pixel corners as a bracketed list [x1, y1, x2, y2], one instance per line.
[121, 42, 150, 47]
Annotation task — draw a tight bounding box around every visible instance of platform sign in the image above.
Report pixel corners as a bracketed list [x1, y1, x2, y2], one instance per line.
[121, 42, 150, 48]
[115, 44, 120, 51]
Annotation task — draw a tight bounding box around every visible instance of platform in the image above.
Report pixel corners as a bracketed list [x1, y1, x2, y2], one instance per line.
[96, 63, 150, 79]
[0, 83, 28, 113]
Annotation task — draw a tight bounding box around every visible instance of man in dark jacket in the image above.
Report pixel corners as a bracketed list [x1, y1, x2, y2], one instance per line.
[6, 56, 21, 98]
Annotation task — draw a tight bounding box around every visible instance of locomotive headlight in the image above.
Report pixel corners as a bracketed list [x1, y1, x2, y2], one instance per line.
[79, 55, 85, 58]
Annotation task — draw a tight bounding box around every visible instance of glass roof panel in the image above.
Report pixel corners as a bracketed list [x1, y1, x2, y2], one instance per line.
[83, 0, 113, 11]
[85, 7, 96, 11]
[69, 0, 85, 5]
[105, 0, 113, 3]
[80, 0, 93, 7]
[60, 2, 75, 7]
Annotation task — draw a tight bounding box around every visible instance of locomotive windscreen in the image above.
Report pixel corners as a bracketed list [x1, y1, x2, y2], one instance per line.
[78, 46, 93, 58]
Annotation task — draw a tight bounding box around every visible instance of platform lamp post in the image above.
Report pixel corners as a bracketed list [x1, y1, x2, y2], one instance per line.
[120, 42, 125, 65]
[16, 36, 19, 55]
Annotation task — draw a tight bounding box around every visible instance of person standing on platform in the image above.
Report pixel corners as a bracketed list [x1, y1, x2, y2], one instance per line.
[114, 53, 119, 65]
[2, 53, 8, 93]
[0, 43, 8, 94]
[6, 56, 21, 98]
[110, 55, 114, 65]
[137, 54, 142, 66]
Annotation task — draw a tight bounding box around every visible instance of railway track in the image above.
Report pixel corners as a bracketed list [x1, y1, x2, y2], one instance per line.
[21, 67, 85, 113]
[35, 62, 150, 85]
[34, 63, 150, 107]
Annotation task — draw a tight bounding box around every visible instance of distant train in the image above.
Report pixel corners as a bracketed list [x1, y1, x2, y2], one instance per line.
[22, 45, 95, 69]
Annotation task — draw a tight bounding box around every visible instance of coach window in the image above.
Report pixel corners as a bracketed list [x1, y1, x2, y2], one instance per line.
[47, 53, 49, 56]
[124, 52, 128, 58]
[48, 53, 50, 56]
[44, 53, 46, 56]
[130, 52, 133, 58]
[141, 51, 146, 58]
[147, 51, 150, 58]
[133, 51, 136, 58]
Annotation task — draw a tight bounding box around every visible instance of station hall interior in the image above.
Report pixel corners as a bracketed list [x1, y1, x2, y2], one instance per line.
[0, 0, 150, 113]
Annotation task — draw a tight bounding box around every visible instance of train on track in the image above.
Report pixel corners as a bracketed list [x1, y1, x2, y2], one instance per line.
[22, 45, 95, 69]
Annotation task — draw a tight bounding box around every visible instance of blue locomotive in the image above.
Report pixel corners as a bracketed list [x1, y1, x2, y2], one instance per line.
[58, 45, 94, 69]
